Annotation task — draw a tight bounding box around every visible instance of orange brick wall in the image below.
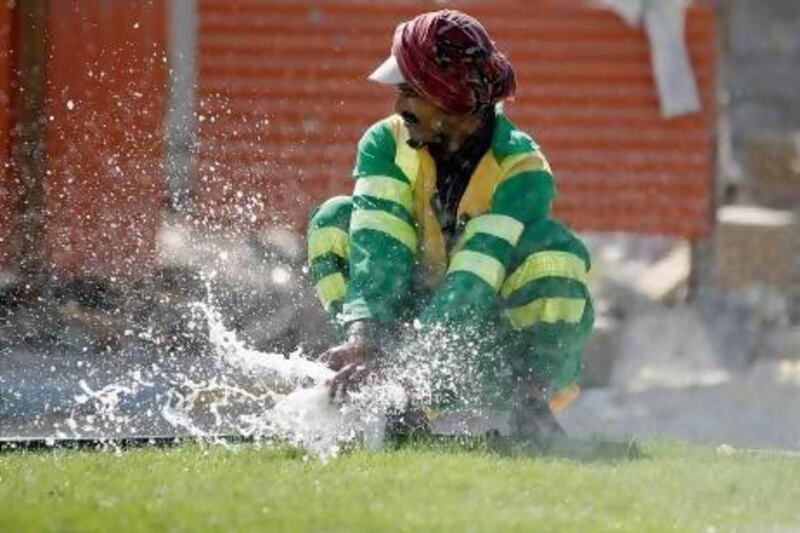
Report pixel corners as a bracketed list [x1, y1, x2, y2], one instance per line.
[43, 1, 167, 279]
[0, 5, 13, 268]
[195, 0, 716, 239]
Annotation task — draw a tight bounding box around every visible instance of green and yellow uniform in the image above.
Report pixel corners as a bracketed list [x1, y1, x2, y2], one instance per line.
[307, 109, 593, 410]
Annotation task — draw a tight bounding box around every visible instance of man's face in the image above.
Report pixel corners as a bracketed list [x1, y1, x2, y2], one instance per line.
[394, 83, 448, 148]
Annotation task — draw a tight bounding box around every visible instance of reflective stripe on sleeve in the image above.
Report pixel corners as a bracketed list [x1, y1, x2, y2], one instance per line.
[354, 176, 413, 214]
[501, 251, 587, 299]
[350, 209, 417, 253]
[461, 214, 524, 247]
[308, 227, 349, 264]
[448, 250, 506, 291]
[315, 272, 347, 311]
[505, 297, 586, 330]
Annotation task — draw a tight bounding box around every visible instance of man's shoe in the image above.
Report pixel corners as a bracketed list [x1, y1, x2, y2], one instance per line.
[384, 403, 432, 446]
[510, 387, 566, 449]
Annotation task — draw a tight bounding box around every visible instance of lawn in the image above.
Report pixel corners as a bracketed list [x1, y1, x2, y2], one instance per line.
[1, 441, 799, 532]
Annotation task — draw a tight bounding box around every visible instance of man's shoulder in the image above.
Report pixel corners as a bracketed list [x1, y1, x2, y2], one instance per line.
[356, 115, 404, 153]
[352, 116, 406, 178]
[361, 115, 404, 140]
[491, 109, 541, 161]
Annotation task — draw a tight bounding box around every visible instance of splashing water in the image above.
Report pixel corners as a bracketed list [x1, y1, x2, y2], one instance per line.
[45, 284, 415, 459]
[0, 265, 504, 459]
[178, 298, 407, 457]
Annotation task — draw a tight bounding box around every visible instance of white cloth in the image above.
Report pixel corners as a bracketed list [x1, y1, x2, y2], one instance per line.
[594, 0, 702, 118]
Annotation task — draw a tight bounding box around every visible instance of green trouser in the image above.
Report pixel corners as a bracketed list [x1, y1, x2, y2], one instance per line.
[307, 196, 594, 410]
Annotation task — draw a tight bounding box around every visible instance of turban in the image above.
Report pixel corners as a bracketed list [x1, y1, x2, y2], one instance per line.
[371, 10, 516, 115]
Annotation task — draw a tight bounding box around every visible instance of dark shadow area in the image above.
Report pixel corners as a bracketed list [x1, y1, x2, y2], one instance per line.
[394, 433, 644, 463]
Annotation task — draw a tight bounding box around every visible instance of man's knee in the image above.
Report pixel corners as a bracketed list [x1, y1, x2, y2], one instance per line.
[308, 195, 353, 232]
[513, 218, 590, 267]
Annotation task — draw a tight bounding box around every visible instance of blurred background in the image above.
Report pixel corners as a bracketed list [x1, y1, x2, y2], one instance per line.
[0, 0, 798, 448]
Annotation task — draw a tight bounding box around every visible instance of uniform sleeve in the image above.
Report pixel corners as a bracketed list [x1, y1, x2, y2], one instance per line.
[340, 120, 418, 325]
[419, 150, 556, 325]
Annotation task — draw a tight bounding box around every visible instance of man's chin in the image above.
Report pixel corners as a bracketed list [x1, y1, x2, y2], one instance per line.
[406, 133, 442, 150]
[403, 124, 425, 148]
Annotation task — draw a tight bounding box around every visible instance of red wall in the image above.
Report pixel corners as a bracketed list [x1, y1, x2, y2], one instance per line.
[0, 4, 13, 268]
[1, 0, 718, 280]
[196, 0, 716, 239]
[44, 1, 167, 279]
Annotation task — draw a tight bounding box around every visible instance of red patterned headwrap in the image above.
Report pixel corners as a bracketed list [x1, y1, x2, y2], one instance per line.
[392, 10, 516, 115]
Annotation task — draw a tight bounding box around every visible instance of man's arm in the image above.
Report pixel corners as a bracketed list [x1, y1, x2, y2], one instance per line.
[340, 119, 418, 327]
[419, 150, 556, 325]
[316, 119, 417, 385]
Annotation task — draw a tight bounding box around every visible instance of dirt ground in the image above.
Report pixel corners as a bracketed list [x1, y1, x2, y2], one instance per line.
[562, 359, 800, 450]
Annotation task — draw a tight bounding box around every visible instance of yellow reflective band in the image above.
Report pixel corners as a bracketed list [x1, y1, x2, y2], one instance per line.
[500, 152, 529, 173]
[462, 214, 524, 247]
[315, 272, 347, 311]
[500, 151, 552, 181]
[354, 176, 413, 214]
[307, 226, 349, 264]
[350, 209, 417, 253]
[393, 117, 419, 184]
[505, 297, 586, 330]
[501, 251, 587, 299]
[448, 250, 506, 291]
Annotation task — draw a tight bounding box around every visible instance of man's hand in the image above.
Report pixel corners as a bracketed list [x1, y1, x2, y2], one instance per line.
[317, 335, 372, 371]
[316, 335, 376, 401]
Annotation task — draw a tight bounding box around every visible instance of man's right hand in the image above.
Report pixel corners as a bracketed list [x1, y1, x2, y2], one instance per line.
[316, 335, 377, 401]
[316, 335, 372, 371]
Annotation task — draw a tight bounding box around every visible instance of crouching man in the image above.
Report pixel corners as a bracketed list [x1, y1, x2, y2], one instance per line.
[307, 10, 594, 441]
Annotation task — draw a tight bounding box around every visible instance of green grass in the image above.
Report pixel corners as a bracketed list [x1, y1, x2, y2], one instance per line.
[1, 441, 799, 532]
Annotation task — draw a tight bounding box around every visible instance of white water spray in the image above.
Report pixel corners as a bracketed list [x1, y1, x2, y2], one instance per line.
[53, 283, 420, 458]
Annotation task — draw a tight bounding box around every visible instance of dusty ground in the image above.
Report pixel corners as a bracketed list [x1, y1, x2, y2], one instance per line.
[562, 297, 800, 450]
[562, 359, 800, 450]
